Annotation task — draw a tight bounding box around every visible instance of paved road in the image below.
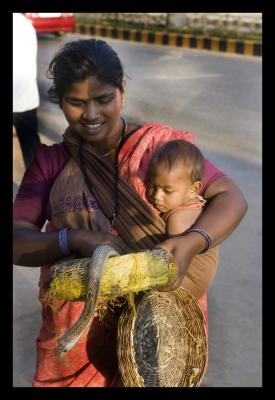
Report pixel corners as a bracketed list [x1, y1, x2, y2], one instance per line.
[13, 33, 262, 387]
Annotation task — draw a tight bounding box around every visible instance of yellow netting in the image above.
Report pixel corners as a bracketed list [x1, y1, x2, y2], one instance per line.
[45, 251, 178, 312]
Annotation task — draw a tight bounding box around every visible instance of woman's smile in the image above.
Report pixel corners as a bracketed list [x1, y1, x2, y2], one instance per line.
[80, 121, 105, 133]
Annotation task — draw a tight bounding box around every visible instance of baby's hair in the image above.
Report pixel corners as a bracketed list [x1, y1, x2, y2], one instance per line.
[149, 140, 204, 182]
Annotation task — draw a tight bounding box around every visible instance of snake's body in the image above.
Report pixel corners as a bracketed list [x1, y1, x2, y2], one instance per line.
[56, 245, 119, 356]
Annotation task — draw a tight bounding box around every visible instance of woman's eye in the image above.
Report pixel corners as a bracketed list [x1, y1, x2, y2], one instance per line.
[164, 189, 173, 194]
[98, 97, 112, 104]
[69, 100, 84, 107]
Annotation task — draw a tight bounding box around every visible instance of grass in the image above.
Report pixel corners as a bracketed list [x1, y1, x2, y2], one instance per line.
[75, 16, 262, 42]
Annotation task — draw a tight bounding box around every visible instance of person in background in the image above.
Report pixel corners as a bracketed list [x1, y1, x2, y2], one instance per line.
[13, 38, 248, 387]
[13, 12, 41, 169]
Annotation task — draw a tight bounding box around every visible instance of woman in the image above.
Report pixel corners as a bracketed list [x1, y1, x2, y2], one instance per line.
[13, 39, 247, 387]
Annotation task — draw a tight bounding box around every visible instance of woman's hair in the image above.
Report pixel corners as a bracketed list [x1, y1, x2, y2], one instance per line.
[149, 140, 204, 182]
[47, 39, 124, 104]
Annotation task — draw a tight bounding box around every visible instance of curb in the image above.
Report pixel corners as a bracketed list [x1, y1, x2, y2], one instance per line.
[74, 23, 262, 57]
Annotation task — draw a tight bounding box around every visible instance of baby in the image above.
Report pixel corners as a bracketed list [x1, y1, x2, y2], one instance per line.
[147, 140, 206, 236]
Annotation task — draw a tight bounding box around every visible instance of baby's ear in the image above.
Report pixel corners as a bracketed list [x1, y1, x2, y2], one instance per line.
[189, 181, 202, 199]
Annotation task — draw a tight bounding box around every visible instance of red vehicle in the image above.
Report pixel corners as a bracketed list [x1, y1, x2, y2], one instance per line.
[25, 13, 75, 35]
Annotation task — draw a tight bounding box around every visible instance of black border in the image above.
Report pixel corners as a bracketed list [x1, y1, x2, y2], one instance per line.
[10, 0, 267, 397]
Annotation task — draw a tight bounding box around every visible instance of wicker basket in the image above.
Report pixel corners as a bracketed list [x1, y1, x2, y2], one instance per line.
[117, 288, 208, 387]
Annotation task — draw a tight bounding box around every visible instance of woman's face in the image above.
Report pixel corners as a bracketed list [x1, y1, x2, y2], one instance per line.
[61, 75, 125, 146]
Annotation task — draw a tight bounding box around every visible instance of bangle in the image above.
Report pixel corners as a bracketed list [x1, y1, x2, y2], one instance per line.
[58, 227, 71, 256]
[185, 228, 212, 254]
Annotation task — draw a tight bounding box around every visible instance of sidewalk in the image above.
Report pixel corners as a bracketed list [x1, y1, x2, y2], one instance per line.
[74, 23, 262, 57]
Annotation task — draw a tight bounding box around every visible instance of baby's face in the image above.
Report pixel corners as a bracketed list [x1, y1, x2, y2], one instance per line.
[147, 164, 196, 213]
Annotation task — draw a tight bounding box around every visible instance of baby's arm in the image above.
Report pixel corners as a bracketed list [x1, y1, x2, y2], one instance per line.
[166, 208, 202, 236]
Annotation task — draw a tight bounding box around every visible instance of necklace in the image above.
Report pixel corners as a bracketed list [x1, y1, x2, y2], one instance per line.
[101, 118, 127, 157]
[111, 117, 127, 226]
[80, 118, 127, 227]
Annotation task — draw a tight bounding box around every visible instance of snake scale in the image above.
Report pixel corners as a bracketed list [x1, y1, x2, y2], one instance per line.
[56, 245, 119, 357]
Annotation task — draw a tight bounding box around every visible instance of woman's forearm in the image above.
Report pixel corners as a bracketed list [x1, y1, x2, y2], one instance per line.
[13, 228, 62, 267]
[13, 221, 118, 267]
[193, 176, 248, 247]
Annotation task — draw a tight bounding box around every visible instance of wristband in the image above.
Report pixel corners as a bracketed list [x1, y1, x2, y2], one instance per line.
[58, 227, 71, 256]
[185, 228, 212, 254]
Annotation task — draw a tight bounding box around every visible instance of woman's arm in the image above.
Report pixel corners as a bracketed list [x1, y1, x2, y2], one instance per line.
[193, 176, 248, 246]
[166, 208, 202, 236]
[13, 220, 117, 267]
[156, 176, 248, 290]
[13, 220, 61, 266]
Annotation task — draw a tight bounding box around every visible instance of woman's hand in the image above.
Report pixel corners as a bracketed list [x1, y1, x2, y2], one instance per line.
[68, 229, 118, 257]
[155, 232, 206, 291]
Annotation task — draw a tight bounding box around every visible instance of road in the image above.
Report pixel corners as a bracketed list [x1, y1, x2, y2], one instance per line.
[13, 33, 262, 387]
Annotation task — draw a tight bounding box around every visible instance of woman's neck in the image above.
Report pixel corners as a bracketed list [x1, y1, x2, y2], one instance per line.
[93, 118, 125, 157]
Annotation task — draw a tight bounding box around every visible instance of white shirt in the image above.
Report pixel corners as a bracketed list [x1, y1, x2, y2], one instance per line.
[13, 13, 39, 112]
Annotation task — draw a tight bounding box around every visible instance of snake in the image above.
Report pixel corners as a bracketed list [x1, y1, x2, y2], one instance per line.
[56, 244, 119, 357]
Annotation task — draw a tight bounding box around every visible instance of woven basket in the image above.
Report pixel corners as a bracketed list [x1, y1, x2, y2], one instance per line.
[117, 288, 208, 387]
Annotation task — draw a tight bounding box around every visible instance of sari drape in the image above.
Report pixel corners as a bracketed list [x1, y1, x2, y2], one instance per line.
[33, 123, 217, 387]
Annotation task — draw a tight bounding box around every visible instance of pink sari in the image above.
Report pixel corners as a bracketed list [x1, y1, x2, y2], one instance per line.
[30, 123, 215, 386]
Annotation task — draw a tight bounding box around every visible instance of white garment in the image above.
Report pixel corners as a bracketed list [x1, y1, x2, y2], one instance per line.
[13, 13, 39, 112]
